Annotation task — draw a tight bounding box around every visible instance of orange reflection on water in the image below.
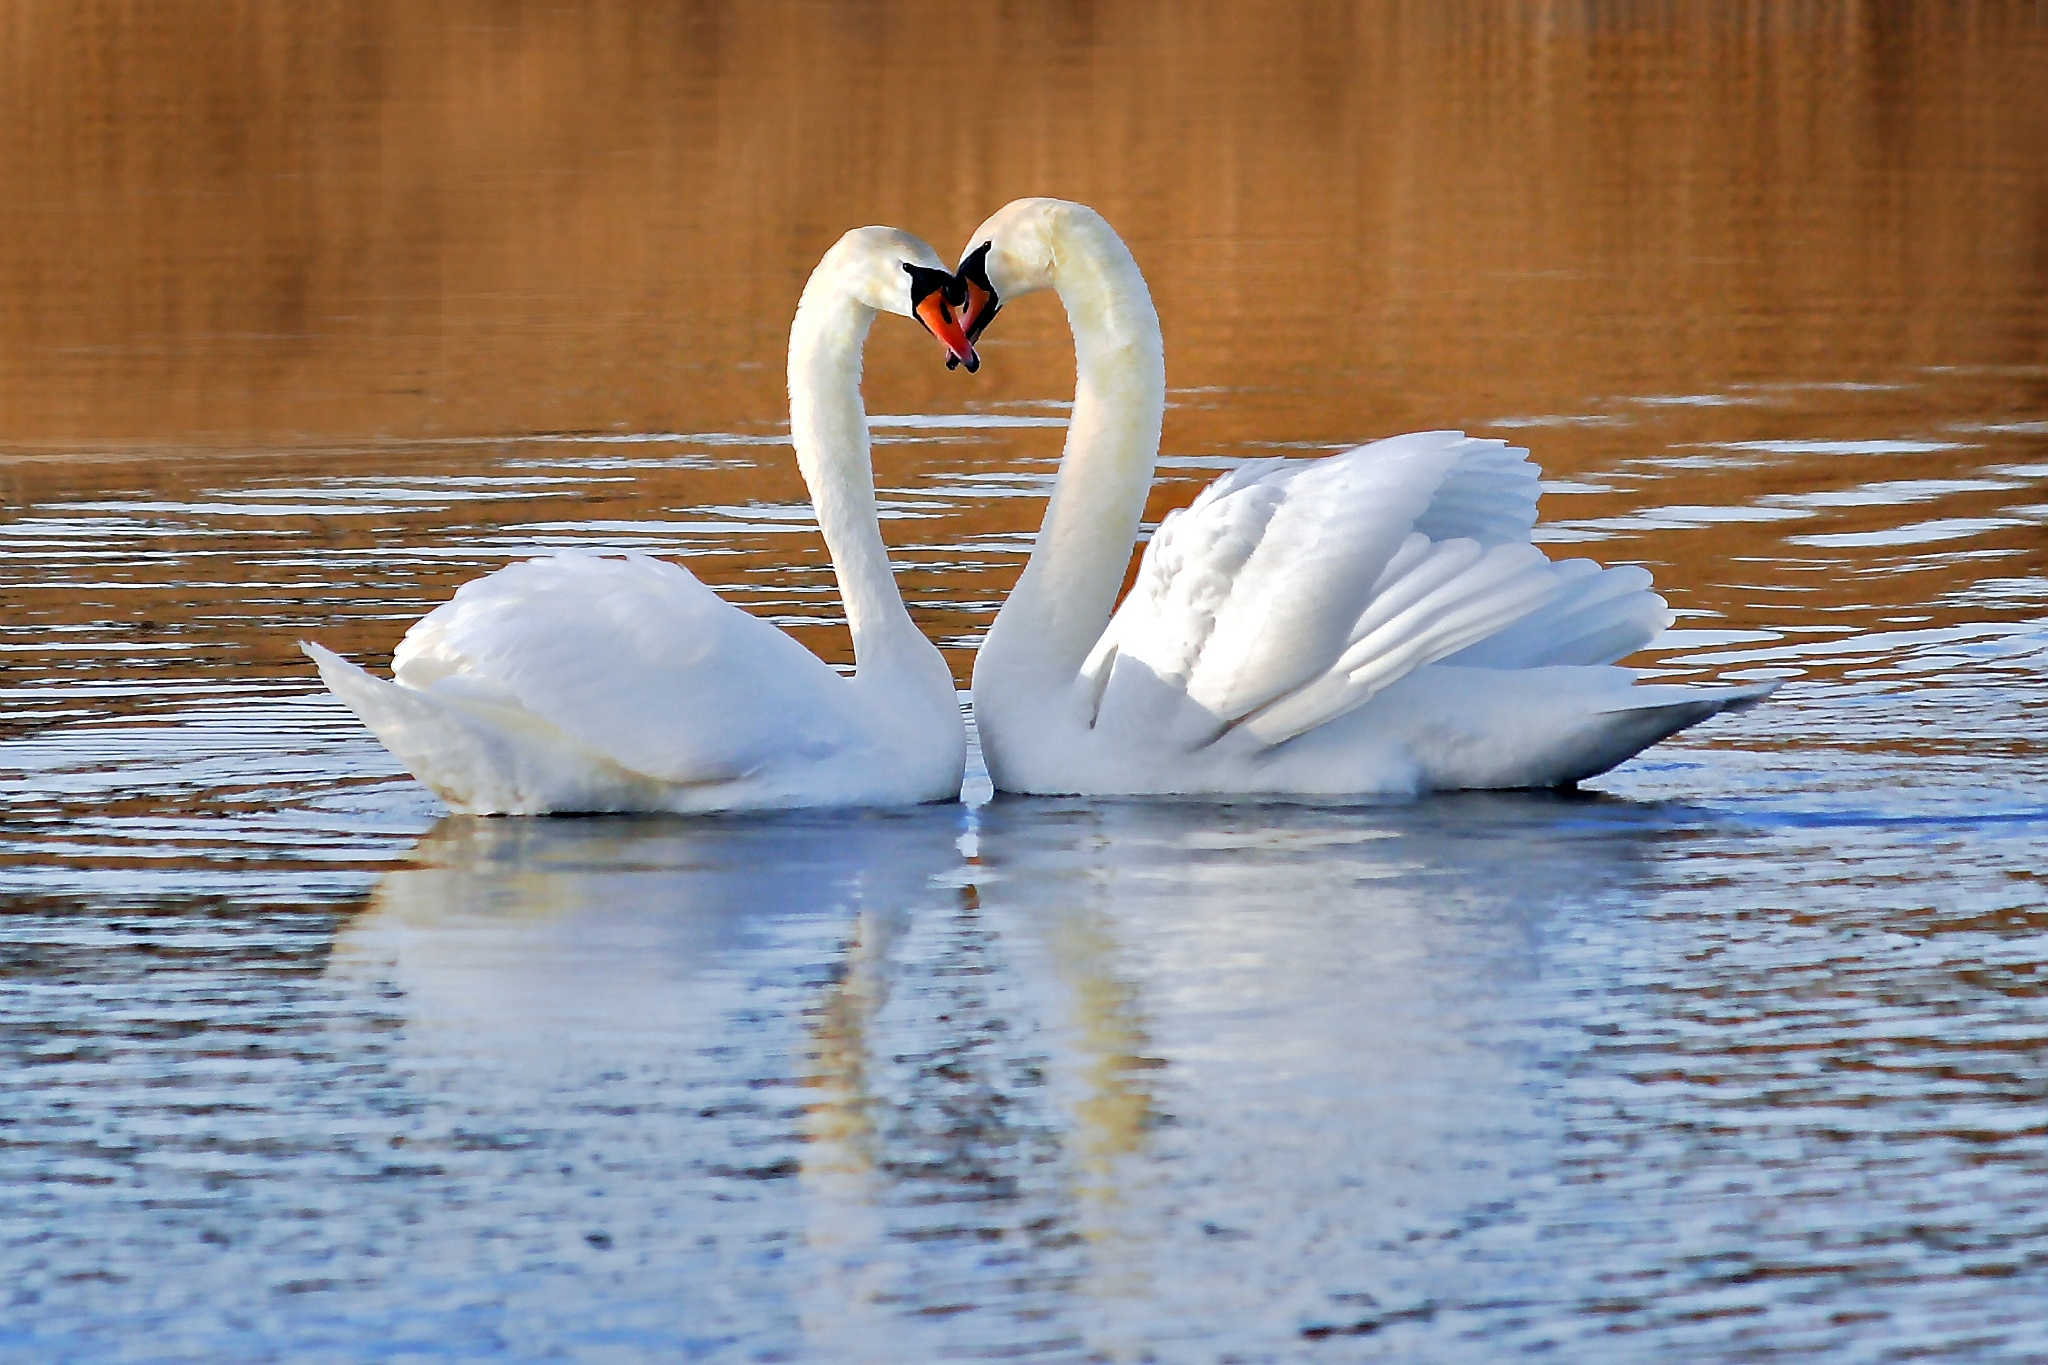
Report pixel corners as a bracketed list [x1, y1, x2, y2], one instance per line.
[0, 1, 2042, 447]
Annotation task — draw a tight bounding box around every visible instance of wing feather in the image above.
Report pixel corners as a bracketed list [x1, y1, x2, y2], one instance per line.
[1090, 431, 1564, 753]
[1413, 438, 1541, 544]
[1441, 560, 1672, 668]
[1235, 537, 1558, 747]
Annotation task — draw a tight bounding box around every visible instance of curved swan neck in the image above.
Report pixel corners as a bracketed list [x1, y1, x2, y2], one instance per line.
[787, 271, 925, 672]
[984, 207, 1167, 684]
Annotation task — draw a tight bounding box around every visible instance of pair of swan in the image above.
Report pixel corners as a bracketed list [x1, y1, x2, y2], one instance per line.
[309, 200, 1772, 814]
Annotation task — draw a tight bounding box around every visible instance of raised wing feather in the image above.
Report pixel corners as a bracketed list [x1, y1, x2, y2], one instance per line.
[1413, 437, 1541, 545]
[1235, 537, 1563, 747]
[1442, 559, 1673, 669]
[391, 551, 865, 786]
[1090, 431, 1561, 752]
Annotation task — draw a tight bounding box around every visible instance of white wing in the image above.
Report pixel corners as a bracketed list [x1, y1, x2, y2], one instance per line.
[1440, 558, 1673, 670]
[386, 551, 868, 787]
[1407, 435, 1676, 669]
[1411, 433, 1542, 544]
[1086, 432, 1596, 752]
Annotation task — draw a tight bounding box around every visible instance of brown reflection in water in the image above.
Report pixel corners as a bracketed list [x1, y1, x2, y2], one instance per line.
[803, 905, 892, 1181]
[1, 2, 2044, 702]
[1, 1, 2043, 446]
[1043, 909, 1160, 1177]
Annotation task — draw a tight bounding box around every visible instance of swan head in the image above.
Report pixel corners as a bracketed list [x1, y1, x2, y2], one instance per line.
[951, 197, 1075, 349]
[822, 226, 979, 372]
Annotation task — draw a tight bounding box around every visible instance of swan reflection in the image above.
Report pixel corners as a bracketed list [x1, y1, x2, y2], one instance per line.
[964, 792, 1689, 1346]
[328, 792, 1691, 1359]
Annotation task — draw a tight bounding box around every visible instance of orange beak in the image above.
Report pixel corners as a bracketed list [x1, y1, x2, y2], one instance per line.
[959, 275, 1000, 345]
[953, 241, 1003, 348]
[915, 291, 979, 373]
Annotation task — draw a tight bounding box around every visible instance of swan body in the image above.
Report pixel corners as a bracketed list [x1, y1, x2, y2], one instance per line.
[957, 199, 1774, 796]
[309, 227, 970, 814]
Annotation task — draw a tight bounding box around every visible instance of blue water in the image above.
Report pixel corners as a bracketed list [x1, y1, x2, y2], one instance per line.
[4, 408, 2046, 1360]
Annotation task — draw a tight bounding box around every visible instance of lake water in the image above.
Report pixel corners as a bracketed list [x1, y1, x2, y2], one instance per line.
[4, 4, 2047, 1361]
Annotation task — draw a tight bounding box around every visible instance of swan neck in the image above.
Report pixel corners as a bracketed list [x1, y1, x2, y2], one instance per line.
[787, 283, 923, 672]
[986, 212, 1167, 685]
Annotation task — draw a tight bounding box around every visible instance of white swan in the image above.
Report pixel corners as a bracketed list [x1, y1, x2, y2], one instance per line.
[305, 227, 975, 815]
[950, 198, 1775, 796]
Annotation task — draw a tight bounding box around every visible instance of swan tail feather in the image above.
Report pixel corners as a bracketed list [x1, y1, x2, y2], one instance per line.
[306, 641, 674, 814]
[1349, 665, 1780, 790]
[1540, 678, 1781, 784]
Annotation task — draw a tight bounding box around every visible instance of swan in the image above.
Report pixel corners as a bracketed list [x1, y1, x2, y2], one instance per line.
[948, 198, 1776, 796]
[304, 227, 976, 814]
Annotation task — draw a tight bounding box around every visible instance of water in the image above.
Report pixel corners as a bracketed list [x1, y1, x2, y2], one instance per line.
[4, 4, 2048, 1361]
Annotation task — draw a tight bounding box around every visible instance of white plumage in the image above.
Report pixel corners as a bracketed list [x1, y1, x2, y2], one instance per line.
[307, 227, 969, 815]
[962, 199, 1774, 796]
[308, 551, 938, 814]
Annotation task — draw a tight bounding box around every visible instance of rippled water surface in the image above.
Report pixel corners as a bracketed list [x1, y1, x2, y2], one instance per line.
[5, 4, 2048, 1361]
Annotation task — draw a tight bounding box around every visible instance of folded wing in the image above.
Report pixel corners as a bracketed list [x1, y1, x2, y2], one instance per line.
[1089, 431, 1634, 752]
[384, 551, 866, 787]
